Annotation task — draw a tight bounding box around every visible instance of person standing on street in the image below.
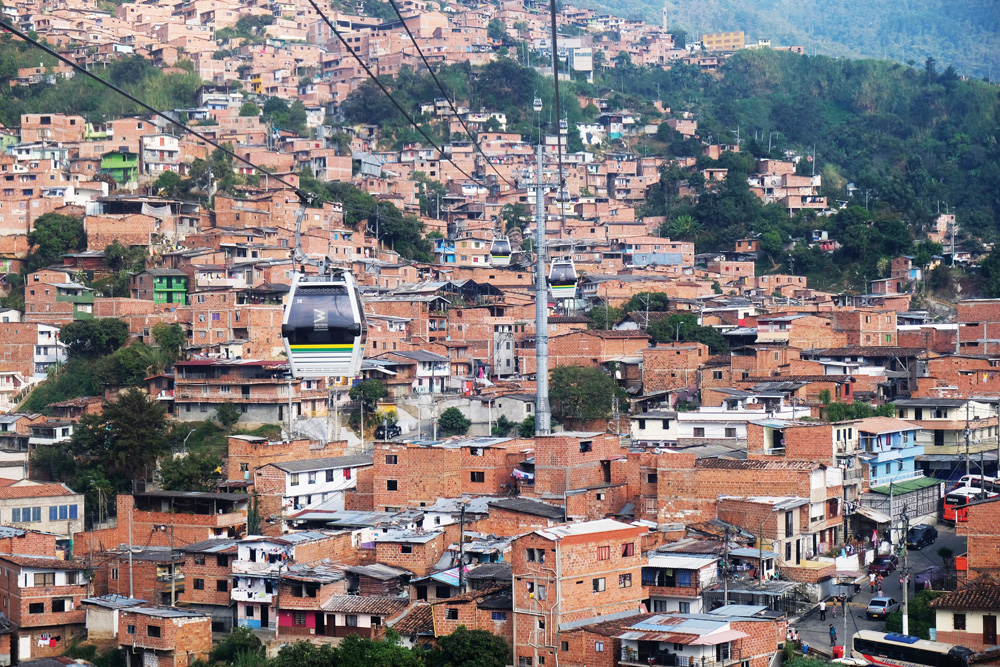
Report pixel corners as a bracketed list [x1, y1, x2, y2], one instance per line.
[819, 599, 826, 621]
[830, 624, 838, 647]
[869, 572, 877, 593]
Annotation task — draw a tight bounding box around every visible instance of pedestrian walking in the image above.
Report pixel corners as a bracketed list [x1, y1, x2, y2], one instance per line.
[819, 599, 827, 621]
[832, 600, 837, 619]
[829, 624, 838, 647]
[869, 572, 876, 592]
[878, 586, 884, 597]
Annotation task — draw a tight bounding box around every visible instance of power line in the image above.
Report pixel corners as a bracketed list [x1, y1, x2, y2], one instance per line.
[305, 0, 483, 186]
[382, 0, 514, 189]
[545, 0, 568, 201]
[0, 19, 454, 240]
[0, 19, 314, 200]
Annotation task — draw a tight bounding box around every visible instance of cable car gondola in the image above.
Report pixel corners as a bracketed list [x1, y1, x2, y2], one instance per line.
[548, 258, 577, 299]
[282, 271, 367, 378]
[490, 235, 512, 266]
[533, 96, 543, 113]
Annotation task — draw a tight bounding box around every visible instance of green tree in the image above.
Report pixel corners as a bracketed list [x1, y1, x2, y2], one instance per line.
[666, 214, 703, 241]
[824, 402, 895, 421]
[518, 415, 535, 438]
[215, 401, 241, 430]
[487, 19, 508, 42]
[549, 365, 626, 423]
[332, 632, 421, 667]
[271, 641, 337, 667]
[239, 101, 260, 116]
[438, 407, 471, 436]
[152, 322, 186, 364]
[647, 313, 727, 354]
[501, 202, 531, 232]
[26, 213, 86, 272]
[349, 379, 388, 413]
[159, 451, 223, 492]
[104, 240, 146, 273]
[153, 170, 184, 197]
[622, 291, 670, 313]
[209, 627, 264, 664]
[492, 414, 515, 436]
[586, 304, 623, 330]
[72, 388, 168, 489]
[427, 626, 510, 667]
[885, 589, 941, 639]
[61, 319, 130, 358]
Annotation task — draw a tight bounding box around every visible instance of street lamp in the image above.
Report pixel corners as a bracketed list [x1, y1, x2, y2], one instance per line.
[181, 428, 196, 454]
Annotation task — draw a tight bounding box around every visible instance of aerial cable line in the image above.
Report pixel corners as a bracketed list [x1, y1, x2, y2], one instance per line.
[383, 0, 514, 189]
[0, 18, 459, 251]
[545, 0, 568, 209]
[304, 0, 484, 186]
[0, 19, 321, 201]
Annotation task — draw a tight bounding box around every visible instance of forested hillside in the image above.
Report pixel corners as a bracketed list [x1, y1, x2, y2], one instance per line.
[580, 0, 1000, 81]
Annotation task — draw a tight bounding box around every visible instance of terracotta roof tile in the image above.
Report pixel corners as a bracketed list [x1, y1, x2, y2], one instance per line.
[320, 595, 408, 615]
[0, 555, 87, 570]
[929, 575, 1000, 611]
[0, 483, 76, 499]
[390, 603, 434, 635]
[696, 459, 816, 470]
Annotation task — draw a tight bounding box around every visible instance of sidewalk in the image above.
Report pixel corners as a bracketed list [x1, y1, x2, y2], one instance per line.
[790, 573, 909, 658]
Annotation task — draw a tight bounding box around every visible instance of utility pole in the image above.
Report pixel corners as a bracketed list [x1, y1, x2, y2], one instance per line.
[458, 503, 466, 592]
[128, 500, 134, 599]
[723, 526, 730, 605]
[900, 507, 910, 635]
[159, 525, 176, 606]
[529, 143, 551, 435]
[842, 466, 849, 547]
[965, 402, 971, 477]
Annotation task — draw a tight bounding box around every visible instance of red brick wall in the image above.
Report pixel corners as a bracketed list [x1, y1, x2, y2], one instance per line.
[959, 499, 1000, 579]
[374, 534, 445, 577]
[118, 611, 211, 667]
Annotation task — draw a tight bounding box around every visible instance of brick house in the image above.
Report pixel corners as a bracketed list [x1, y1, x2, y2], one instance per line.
[510, 519, 648, 667]
[430, 586, 513, 645]
[92, 547, 182, 607]
[253, 454, 373, 525]
[0, 482, 84, 538]
[643, 553, 719, 614]
[75, 492, 248, 559]
[372, 437, 531, 511]
[956, 496, 1000, 582]
[232, 532, 352, 631]
[118, 607, 211, 667]
[557, 612, 653, 667]
[178, 539, 237, 633]
[930, 575, 1000, 651]
[274, 562, 347, 637]
[522, 432, 629, 521]
[616, 608, 784, 667]
[372, 530, 446, 577]
[319, 596, 408, 638]
[0, 555, 88, 660]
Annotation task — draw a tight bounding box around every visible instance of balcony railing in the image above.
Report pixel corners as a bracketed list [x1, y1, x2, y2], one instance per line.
[621, 648, 741, 667]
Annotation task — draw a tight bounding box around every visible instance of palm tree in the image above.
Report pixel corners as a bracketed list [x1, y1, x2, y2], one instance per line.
[666, 214, 703, 240]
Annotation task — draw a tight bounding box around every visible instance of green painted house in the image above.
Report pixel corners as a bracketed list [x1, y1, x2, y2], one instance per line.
[131, 269, 188, 305]
[101, 150, 139, 185]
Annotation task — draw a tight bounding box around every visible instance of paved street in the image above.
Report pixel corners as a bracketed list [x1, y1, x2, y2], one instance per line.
[791, 523, 965, 657]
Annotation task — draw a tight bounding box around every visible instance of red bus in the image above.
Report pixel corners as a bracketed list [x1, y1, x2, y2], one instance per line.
[943, 486, 998, 523]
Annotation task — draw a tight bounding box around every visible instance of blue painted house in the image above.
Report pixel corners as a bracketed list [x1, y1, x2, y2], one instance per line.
[856, 417, 924, 488]
[433, 237, 456, 263]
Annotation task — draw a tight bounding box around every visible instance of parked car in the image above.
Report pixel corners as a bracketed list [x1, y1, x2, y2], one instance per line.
[375, 424, 402, 440]
[868, 554, 899, 574]
[866, 597, 900, 619]
[906, 524, 938, 549]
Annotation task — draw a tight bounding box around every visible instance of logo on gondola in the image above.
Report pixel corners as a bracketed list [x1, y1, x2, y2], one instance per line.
[314, 309, 328, 330]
